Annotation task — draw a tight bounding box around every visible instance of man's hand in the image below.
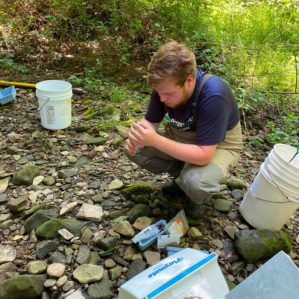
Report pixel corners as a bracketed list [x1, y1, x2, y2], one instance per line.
[128, 121, 158, 148]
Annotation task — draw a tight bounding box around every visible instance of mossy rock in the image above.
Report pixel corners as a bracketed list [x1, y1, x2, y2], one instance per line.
[222, 177, 248, 190]
[36, 218, 64, 238]
[235, 229, 292, 263]
[122, 181, 155, 198]
[12, 165, 40, 186]
[0, 274, 46, 299]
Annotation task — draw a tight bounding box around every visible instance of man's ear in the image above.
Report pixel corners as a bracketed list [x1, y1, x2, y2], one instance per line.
[185, 74, 195, 87]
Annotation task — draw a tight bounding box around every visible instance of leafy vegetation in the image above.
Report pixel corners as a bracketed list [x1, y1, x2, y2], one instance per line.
[0, 0, 298, 145]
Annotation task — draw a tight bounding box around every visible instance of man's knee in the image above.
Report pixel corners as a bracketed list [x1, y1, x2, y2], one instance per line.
[175, 163, 224, 204]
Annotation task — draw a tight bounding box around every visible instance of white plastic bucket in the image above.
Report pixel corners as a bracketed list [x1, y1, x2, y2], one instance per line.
[36, 80, 72, 130]
[240, 144, 299, 229]
[240, 190, 299, 230]
[260, 162, 299, 200]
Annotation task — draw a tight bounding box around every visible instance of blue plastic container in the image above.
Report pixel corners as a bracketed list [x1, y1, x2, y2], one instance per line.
[0, 86, 16, 105]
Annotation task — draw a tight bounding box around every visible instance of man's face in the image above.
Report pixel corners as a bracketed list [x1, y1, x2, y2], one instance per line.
[155, 75, 195, 108]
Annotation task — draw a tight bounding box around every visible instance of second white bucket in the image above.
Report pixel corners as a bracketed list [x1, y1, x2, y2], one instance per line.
[36, 80, 72, 130]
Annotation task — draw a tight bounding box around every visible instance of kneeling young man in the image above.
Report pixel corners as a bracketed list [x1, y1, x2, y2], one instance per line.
[126, 41, 243, 219]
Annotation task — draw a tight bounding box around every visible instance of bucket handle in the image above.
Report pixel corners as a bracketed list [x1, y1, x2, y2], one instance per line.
[264, 159, 299, 203]
[38, 96, 50, 112]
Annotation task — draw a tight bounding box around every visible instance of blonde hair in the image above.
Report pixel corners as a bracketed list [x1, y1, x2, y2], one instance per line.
[147, 40, 196, 88]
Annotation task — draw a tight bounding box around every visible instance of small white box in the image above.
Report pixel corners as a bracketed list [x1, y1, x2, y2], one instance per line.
[118, 248, 229, 299]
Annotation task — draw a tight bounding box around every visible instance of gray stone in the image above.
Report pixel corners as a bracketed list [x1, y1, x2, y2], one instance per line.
[88, 252, 101, 265]
[127, 204, 152, 223]
[36, 240, 59, 259]
[76, 203, 104, 222]
[109, 265, 122, 280]
[104, 259, 116, 269]
[0, 245, 16, 263]
[44, 279, 56, 288]
[0, 274, 46, 299]
[231, 189, 244, 201]
[0, 177, 9, 193]
[144, 251, 160, 266]
[8, 196, 29, 213]
[81, 228, 93, 244]
[94, 237, 118, 251]
[73, 264, 104, 284]
[127, 259, 146, 280]
[24, 209, 58, 234]
[0, 263, 17, 277]
[76, 245, 90, 264]
[213, 198, 233, 213]
[49, 251, 66, 264]
[88, 279, 114, 299]
[27, 260, 48, 274]
[235, 229, 292, 263]
[43, 176, 56, 186]
[60, 218, 87, 236]
[58, 228, 74, 240]
[114, 221, 134, 237]
[226, 177, 248, 190]
[58, 168, 78, 178]
[59, 202, 78, 216]
[224, 225, 239, 240]
[0, 194, 8, 203]
[133, 217, 152, 231]
[108, 179, 123, 190]
[188, 227, 203, 239]
[47, 263, 65, 278]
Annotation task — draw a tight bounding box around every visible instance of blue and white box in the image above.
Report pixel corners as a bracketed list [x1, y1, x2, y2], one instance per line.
[118, 248, 229, 299]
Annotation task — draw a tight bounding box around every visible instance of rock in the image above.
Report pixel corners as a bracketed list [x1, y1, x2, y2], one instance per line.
[44, 279, 56, 288]
[85, 136, 106, 146]
[49, 251, 66, 264]
[225, 177, 248, 190]
[231, 189, 244, 201]
[224, 225, 239, 240]
[144, 251, 160, 266]
[0, 177, 10, 193]
[133, 217, 152, 231]
[0, 245, 16, 263]
[104, 259, 116, 269]
[122, 181, 155, 198]
[209, 239, 224, 249]
[126, 259, 146, 280]
[76, 245, 90, 264]
[108, 179, 123, 190]
[81, 228, 94, 244]
[60, 202, 78, 216]
[114, 221, 134, 237]
[36, 240, 59, 259]
[8, 196, 30, 213]
[60, 218, 87, 236]
[127, 204, 152, 223]
[47, 263, 66, 278]
[0, 194, 8, 203]
[123, 247, 135, 261]
[65, 289, 85, 299]
[0, 274, 46, 299]
[63, 280, 75, 292]
[188, 227, 203, 239]
[213, 198, 233, 213]
[24, 209, 58, 234]
[56, 275, 67, 288]
[109, 265, 122, 280]
[76, 203, 104, 222]
[235, 229, 292, 263]
[228, 261, 245, 275]
[33, 175, 44, 185]
[36, 218, 64, 238]
[88, 252, 101, 265]
[12, 165, 40, 186]
[27, 260, 47, 274]
[43, 176, 56, 186]
[0, 262, 17, 277]
[58, 168, 78, 178]
[73, 264, 104, 284]
[58, 228, 74, 240]
[94, 237, 118, 251]
[88, 279, 114, 299]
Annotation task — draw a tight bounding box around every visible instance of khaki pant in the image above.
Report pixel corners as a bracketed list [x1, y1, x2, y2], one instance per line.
[127, 122, 243, 204]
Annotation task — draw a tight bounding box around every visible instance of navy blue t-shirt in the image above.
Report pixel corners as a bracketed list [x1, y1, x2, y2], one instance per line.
[145, 69, 240, 145]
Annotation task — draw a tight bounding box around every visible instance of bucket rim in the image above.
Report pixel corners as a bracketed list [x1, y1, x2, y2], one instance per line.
[272, 144, 299, 172]
[36, 80, 72, 93]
